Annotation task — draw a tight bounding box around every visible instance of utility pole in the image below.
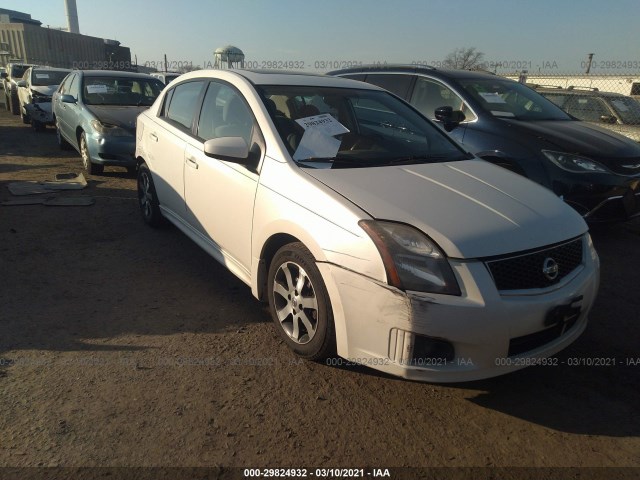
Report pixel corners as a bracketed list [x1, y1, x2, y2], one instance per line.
[585, 53, 594, 74]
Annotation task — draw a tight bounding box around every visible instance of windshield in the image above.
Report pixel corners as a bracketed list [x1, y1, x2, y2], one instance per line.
[32, 70, 70, 86]
[460, 79, 571, 121]
[82, 76, 164, 106]
[608, 96, 640, 125]
[258, 86, 470, 168]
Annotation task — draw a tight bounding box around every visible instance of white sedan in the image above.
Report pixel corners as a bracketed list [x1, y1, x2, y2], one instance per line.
[135, 70, 600, 382]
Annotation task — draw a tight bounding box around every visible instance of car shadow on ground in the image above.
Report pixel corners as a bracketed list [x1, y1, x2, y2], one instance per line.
[0, 181, 269, 359]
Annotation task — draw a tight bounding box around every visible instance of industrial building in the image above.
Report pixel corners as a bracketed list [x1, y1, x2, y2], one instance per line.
[0, 4, 131, 70]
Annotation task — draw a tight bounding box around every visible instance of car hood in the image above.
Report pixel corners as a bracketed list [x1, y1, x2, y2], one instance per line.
[303, 159, 587, 259]
[30, 85, 57, 97]
[85, 105, 147, 132]
[498, 119, 640, 164]
[586, 122, 640, 143]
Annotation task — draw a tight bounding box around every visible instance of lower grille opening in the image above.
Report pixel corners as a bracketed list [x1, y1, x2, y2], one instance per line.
[508, 317, 578, 357]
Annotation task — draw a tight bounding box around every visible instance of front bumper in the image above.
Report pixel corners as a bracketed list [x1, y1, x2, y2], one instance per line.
[548, 167, 640, 222]
[25, 102, 54, 124]
[319, 235, 600, 383]
[86, 131, 136, 167]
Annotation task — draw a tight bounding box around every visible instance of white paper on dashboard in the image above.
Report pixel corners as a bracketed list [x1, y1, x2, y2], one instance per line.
[491, 111, 515, 117]
[479, 92, 506, 103]
[35, 74, 50, 79]
[295, 113, 350, 136]
[293, 128, 342, 161]
[86, 84, 108, 94]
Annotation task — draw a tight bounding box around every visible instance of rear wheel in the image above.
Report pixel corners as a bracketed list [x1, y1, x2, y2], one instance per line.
[268, 243, 335, 360]
[56, 119, 72, 150]
[80, 132, 103, 175]
[137, 162, 164, 227]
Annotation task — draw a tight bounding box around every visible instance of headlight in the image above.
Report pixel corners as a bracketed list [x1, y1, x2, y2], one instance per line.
[542, 150, 608, 173]
[90, 120, 132, 137]
[359, 220, 461, 295]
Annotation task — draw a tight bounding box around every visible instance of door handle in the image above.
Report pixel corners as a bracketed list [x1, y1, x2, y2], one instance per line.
[186, 156, 199, 169]
[149, 133, 158, 142]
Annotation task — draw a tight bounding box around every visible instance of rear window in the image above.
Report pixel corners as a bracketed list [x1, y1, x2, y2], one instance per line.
[11, 65, 29, 78]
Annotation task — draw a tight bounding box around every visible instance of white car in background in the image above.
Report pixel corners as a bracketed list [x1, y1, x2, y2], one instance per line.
[135, 70, 600, 382]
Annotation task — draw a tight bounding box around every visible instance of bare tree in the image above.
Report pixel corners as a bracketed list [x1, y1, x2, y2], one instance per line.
[442, 47, 486, 70]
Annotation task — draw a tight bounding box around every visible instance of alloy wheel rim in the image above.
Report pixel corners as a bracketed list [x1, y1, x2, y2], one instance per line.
[80, 136, 89, 169]
[272, 261, 319, 344]
[139, 172, 153, 218]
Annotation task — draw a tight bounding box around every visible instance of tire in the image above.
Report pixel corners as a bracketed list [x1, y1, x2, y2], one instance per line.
[9, 93, 19, 115]
[79, 132, 103, 175]
[56, 119, 72, 150]
[267, 242, 335, 360]
[20, 105, 30, 124]
[31, 119, 45, 132]
[137, 162, 165, 227]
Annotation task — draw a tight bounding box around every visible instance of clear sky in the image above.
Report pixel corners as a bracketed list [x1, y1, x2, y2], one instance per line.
[3, 0, 640, 73]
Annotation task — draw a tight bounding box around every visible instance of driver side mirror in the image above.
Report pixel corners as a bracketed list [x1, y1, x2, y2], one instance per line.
[435, 106, 466, 132]
[204, 137, 250, 162]
[60, 94, 77, 104]
[16, 80, 26, 88]
[600, 115, 617, 125]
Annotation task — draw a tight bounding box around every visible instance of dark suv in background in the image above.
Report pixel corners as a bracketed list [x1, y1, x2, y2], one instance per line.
[2, 62, 36, 115]
[534, 86, 640, 143]
[329, 65, 640, 222]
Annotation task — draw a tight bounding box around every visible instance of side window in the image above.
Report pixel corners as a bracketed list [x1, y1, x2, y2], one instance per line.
[197, 81, 254, 145]
[410, 77, 477, 122]
[68, 75, 80, 98]
[564, 96, 611, 122]
[365, 74, 414, 99]
[59, 73, 75, 95]
[163, 81, 205, 131]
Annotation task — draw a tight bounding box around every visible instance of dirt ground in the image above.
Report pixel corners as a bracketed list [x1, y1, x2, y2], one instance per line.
[0, 102, 639, 480]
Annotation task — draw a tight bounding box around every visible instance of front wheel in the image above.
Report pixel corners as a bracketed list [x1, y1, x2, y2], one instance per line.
[80, 132, 103, 174]
[268, 243, 335, 360]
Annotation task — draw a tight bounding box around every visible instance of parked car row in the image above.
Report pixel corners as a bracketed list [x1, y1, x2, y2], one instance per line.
[53, 70, 164, 174]
[328, 65, 640, 223]
[533, 85, 640, 143]
[7, 65, 637, 383]
[134, 69, 601, 382]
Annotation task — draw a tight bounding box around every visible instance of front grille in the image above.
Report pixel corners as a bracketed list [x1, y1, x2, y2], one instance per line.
[485, 237, 583, 291]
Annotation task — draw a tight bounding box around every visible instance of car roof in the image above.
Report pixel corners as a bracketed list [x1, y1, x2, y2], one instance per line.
[31, 67, 72, 73]
[73, 70, 159, 79]
[175, 69, 383, 90]
[327, 64, 501, 80]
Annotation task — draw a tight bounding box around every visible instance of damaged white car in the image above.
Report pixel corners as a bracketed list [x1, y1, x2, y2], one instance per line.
[135, 70, 600, 382]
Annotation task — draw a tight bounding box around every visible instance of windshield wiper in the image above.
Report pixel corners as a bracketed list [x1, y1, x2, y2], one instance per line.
[380, 154, 473, 166]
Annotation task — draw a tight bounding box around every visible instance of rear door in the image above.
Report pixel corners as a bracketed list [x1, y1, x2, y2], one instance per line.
[145, 80, 206, 218]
